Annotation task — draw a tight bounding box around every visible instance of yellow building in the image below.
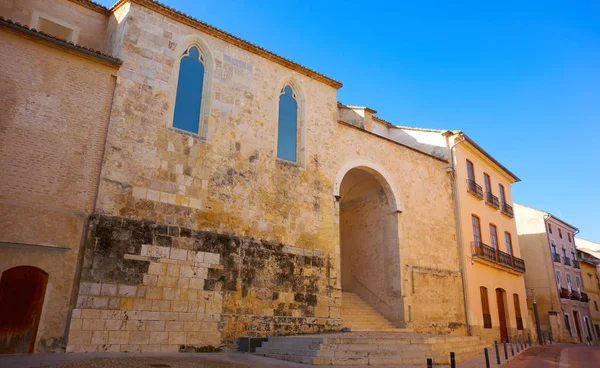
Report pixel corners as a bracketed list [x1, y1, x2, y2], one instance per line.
[446, 132, 530, 344]
[365, 124, 532, 343]
[578, 249, 600, 340]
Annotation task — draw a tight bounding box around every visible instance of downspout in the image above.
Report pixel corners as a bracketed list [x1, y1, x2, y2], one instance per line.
[447, 132, 472, 335]
[62, 73, 119, 348]
[544, 214, 560, 314]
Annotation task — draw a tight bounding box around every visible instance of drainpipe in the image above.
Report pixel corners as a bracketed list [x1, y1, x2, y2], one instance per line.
[446, 132, 472, 335]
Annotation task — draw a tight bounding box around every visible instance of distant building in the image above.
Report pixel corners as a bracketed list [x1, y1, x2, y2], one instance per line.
[514, 204, 594, 343]
[578, 246, 600, 341]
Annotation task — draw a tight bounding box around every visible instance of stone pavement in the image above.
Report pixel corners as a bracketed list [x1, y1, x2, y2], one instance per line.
[0, 343, 566, 368]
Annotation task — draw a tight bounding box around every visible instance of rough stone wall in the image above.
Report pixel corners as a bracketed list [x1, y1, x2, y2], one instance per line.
[0, 29, 117, 352]
[0, 0, 109, 53]
[66, 215, 335, 352]
[68, 2, 465, 350]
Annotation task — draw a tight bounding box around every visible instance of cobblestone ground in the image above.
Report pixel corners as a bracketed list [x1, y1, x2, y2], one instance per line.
[53, 356, 251, 368]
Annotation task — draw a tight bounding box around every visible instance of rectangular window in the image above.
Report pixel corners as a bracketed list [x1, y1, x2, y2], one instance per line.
[499, 184, 506, 204]
[513, 294, 524, 330]
[556, 271, 562, 287]
[568, 233, 572, 242]
[481, 287, 492, 328]
[567, 274, 572, 289]
[571, 251, 576, 262]
[595, 301, 598, 312]
[548, 223, 553, 234]
[490, 224, 498, 249]
[562, 248, 567, 259]
[484, 173, 491, 193]
[551, 244, 557, 255]
[576, 277, 581, 290]
[564, 314, 572, 336]
[467, 160, 475, 182]
[472, 215, 481, 244]
[505, 232, 513, 255]
[559, 228, 563, 238]
[38, 17, 74, 41]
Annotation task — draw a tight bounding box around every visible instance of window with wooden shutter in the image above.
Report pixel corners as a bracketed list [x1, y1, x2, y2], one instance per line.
[513, 294, 524, 330]
[481, 287, 492, 328]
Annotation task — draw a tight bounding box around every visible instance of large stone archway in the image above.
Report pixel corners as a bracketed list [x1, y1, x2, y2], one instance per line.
[337, 165, 404, 327]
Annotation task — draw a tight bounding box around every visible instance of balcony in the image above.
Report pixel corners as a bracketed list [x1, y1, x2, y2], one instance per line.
[467, 179, 483, 200]
[472, 241, 526, 273]
[485, 192, 500, 209]
[501, 202, 514, 218]
[552, 253, 561, 263]
[570, 290, 580, 301]
[581, 292, 590, 303]
[564, 257, 571, 266]
[573, 260, 580, 269]
[560, 288, 570, 299]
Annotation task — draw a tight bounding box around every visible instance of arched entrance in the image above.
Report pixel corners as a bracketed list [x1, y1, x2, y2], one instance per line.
[0, 266, 48, 354]
[337, 165, 404, 326]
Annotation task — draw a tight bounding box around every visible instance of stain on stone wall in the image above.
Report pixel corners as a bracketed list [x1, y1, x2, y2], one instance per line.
[68, 214, 340, 352]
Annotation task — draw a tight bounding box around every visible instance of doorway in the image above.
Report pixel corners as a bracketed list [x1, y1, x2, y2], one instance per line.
[0, 266, 48, 354]
[496, 288, 509, 342]
[573, 311, 582, 343]
[338, 166, 402, 324]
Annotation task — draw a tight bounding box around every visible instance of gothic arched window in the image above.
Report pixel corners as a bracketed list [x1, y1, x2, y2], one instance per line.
[277, 85, 298, 162]
[172, 46, 205, 134]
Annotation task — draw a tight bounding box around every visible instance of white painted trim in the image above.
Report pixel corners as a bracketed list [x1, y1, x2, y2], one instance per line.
[333, 158, 402, 212]
[30, 10, 80, 43]
[166, 34, 214, 139]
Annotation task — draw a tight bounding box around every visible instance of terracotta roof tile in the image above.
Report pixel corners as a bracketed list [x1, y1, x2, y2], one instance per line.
[0, 16, 122, 65]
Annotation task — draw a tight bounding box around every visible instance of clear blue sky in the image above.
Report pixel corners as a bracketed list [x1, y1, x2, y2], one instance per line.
[98, 0, 600, 242]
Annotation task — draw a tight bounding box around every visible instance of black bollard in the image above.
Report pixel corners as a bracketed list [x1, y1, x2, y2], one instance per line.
[516, 336, 520, 353]
[510, 336, 514, 356]
[484, 348, 491, 368]
[503, 340, 508, 360]
[521, 335, 525, 350]
[450, 352, 456, 368]
[427, 357, 433, 368]
[541, 333, 545, 345]
[528, 333, 532, 347]
[549, 332, 553, 345]
[495, 340, 501, 364]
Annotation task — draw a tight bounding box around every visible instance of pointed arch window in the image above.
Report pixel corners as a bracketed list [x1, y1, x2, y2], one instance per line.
[277, 85, 298, 162]
[172, 46, 205, 134]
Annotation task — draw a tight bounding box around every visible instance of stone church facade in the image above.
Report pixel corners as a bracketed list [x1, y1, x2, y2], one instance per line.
[1, 0, 468, 353]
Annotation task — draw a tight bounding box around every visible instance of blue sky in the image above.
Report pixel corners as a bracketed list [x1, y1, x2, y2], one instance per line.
[98, 0, 600, 242]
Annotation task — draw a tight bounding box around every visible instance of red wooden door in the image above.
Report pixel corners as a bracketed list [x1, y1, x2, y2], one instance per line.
[0, 266, 48, 354]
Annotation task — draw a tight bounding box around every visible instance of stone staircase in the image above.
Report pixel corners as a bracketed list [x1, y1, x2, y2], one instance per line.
[256, 292, 488, 366]
[341, 292, 404, 332]
[255, 332, 489, 366]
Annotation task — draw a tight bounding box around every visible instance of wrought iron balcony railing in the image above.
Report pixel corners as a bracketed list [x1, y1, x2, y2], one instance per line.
[560, 288, 570, 299]
[485, 192, 500, 209]
[581, 292, 590, 303]
[467, 179, 483, 200]
[564, 257, 571, 266]
[552, 253, 561, 263]
[573, 260, 580, 269]
[472, 241, 526, 273]
[501, 202, 514, 218]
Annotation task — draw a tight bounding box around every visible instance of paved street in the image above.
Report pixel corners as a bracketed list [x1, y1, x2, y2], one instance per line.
[503, 344, 600, 368]
[0, 344, 598, 368]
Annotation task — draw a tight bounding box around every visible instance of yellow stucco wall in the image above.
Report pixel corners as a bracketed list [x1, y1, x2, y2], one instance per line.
[453, 139, 531, 343]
